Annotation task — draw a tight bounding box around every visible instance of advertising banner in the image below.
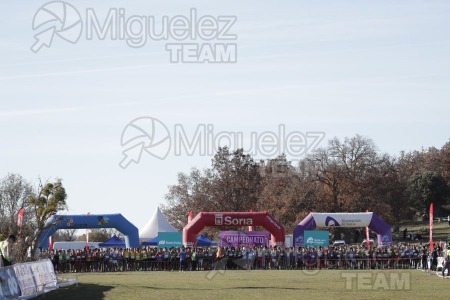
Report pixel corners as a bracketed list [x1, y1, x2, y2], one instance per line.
[31, 259, 58, 293]
[1, 258, 64, 299]
[183, 211, 285, 246]
[304, 230, 329, 248]
[12, 262, 35, 297]
[0, 265, 21, 299]
[294, 212, 392, 249]
[157, 232, 182, 248]
[294, 234, 305, 247]
[219, 231, 270, 248]
[311, 213, 373, 227]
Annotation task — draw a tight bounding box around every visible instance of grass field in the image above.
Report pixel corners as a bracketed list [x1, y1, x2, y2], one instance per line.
[36, 269, 449, 300]
[395, 219, 450, 242]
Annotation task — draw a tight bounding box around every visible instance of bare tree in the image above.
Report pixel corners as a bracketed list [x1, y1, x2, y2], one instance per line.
[162, 135, 450, 231]
[53, 229, 78, 242]
[0, 173, 33, 238]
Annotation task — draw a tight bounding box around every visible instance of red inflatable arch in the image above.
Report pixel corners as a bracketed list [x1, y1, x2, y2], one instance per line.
[183, 211, 285, 246]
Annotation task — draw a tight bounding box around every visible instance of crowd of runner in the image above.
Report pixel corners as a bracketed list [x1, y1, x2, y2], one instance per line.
[36, 243, 447, 273]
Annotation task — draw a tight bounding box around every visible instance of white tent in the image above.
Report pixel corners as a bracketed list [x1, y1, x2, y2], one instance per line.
[139, 207, 178, 240]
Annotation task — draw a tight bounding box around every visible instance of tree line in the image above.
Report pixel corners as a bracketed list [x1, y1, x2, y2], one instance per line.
[1, 134, 449, 254]
[0, 175, 67, 258]
[162, 135, 450, 233]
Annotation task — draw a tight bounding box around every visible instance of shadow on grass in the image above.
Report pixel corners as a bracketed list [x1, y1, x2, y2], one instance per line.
[35, 283, 114, 300]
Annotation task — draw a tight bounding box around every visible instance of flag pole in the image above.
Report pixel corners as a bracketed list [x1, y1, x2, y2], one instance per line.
[429, 203, 434, 251]
[188, 210, 193, 224]
[86, 212, 91, 249]
[17, 207, 24, 235]
[365, 209, 370, 247]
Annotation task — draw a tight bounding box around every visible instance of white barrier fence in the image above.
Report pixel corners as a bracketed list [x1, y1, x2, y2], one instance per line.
[0, 265, 20, 299]
[0, 259, 77, 300]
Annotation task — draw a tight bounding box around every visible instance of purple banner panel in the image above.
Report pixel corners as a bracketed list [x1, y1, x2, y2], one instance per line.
[219, 231, 270, 248]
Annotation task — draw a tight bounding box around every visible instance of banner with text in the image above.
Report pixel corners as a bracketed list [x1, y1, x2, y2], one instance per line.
[158, 232, 182, 248]
[13, 259, 57, 297]
[219, 231, 270, 248]
[304, 230, 329, 248]
[311, 213, 373, 227]
[0, 265, 21, 299]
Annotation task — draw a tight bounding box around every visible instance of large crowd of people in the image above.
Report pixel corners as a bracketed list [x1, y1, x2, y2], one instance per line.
[3, 233, 449, 275]
[28, 242, 448, 274]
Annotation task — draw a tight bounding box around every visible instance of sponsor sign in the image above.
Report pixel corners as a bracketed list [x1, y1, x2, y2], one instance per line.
[214, 214, 253, 226]
[219, 231, 270, 248]
[2, 259, 61, 299]
[157, 232, 182, 248]
[380, 234, 392, 246]
[304, 230, 329, 247]
[295, 234, 305, 247]
[312, 213, 373, 228]
[30, 259, 58, 293]
[0, 265, 21, 299]
[12, 263, 35, 297]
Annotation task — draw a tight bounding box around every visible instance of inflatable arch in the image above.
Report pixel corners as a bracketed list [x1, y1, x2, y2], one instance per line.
[293, 212, 392, 247]
[37, 213, 140, 248]
[183, 211, 285, 246]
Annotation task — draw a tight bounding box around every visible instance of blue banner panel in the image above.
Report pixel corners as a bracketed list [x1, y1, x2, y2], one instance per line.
[304, 230, 329, 248]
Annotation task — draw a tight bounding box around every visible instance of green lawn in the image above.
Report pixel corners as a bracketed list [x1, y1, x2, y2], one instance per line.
[393, 219, 450, 242]
[37, 269, 449, 300]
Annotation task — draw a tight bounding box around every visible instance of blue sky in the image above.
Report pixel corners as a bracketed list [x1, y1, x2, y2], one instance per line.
[1, 1, 449, 231]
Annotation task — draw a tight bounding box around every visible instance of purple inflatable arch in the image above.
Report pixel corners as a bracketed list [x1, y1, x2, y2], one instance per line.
[293, 212, 392, 247]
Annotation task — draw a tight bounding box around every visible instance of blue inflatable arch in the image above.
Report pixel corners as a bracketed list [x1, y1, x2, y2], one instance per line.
[293, 212, 392, 247]
[37, 213, 140, 248]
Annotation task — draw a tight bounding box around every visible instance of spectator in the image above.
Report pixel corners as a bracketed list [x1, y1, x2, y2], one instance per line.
[25, 236, 33, 261]
[431, 248, 438, 271]
[215, 246, 224, 270]
[442, 257, 450, 278]
[191, 248, 198, 271]
[179, 247, 187, 271]
[247, 247, 255, 270]
[0, 234, 16, 266]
